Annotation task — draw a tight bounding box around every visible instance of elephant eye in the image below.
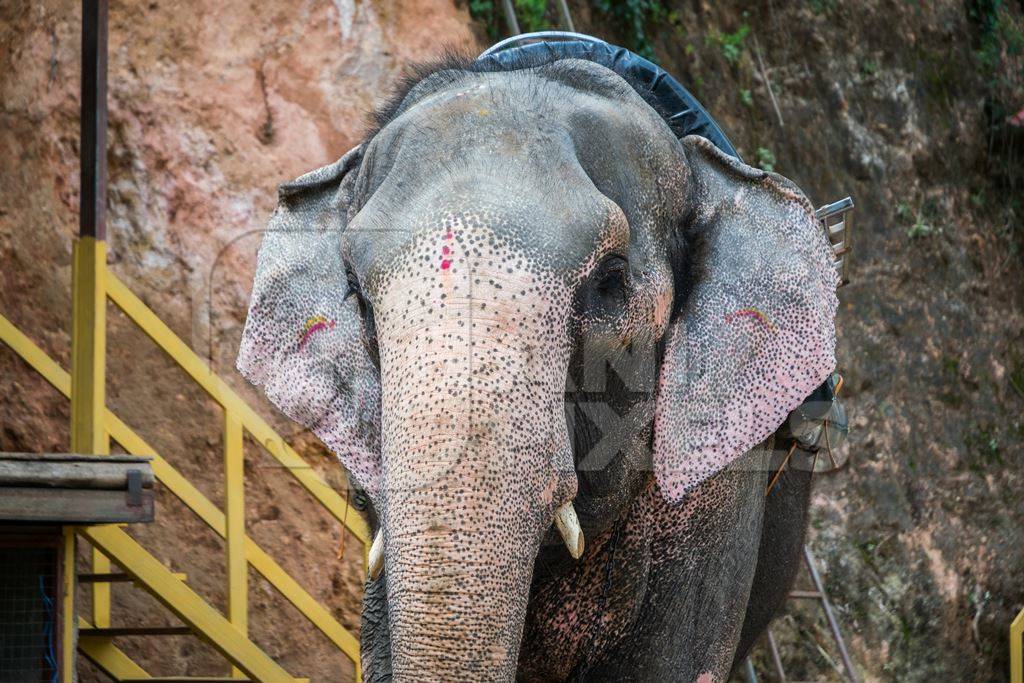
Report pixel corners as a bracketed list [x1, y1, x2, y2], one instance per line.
[583, 254, 629, 318]
[344, 270, 367, 314]
[593, 256, 629, 301]
[344, 268, 379, 368]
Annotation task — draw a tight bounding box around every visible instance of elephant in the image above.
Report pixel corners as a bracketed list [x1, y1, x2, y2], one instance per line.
[237, 45, 839, 682]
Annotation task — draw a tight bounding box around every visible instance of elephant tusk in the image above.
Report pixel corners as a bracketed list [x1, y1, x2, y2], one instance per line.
[367, 529, 384, 580]
[554, 502, 585, 560]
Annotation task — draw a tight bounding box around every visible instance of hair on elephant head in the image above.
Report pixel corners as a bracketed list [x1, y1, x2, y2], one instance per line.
[238, 52, 837, 681]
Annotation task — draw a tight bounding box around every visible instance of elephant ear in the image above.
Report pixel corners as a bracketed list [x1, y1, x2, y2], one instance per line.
[237, 146, 382, 496]
[653, 136, 839, 503]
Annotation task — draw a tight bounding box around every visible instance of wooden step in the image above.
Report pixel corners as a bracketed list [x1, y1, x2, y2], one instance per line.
[79, 626, 193, 637]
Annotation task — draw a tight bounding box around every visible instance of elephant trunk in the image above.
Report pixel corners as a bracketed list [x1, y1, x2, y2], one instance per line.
[374, 273, 576, 680]
[381, 453, 547, 679]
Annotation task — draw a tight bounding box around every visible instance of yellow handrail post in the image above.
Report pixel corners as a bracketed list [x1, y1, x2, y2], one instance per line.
[92, 434, 113, 628]
[71, 236, 111, 630]
[70, 238, 107, 453]
[225, 410, 248, 678]
[1012, 607, 1023, 683]
[77, 0, 112, 644]
[62, 527, 77, 681]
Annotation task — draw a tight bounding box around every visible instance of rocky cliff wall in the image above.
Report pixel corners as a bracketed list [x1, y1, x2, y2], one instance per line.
[1, 1, 1022, 681]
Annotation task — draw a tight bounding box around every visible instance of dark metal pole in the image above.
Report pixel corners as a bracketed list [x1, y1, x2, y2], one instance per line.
[766, 629, 787, 681]
[80, 0, 108, 240]
[501, 0, 520, 36]
[555, 0, 575, 32]
[803, 546, 859, 682]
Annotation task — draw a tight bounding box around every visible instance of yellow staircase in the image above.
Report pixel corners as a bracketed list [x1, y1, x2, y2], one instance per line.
[0, 238, 368, 681]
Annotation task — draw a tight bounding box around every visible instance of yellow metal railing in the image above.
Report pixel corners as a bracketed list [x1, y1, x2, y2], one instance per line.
[0, 237, 368, 681]
[1012, 606, 1023, 683]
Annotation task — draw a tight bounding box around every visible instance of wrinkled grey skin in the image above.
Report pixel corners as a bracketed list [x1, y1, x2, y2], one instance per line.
[243, 57, 831, 681]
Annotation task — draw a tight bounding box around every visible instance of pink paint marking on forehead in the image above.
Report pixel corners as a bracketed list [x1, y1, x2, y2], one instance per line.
[440, 229, 455, 271]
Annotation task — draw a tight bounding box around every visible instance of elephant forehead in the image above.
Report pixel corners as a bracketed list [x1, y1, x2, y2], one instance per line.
[372, 216, 575, 343]
[370, 217, 579, 501]
[344, 175, 633, 303]
[379, 64, 652, 151]
[344, 66, 681, 279]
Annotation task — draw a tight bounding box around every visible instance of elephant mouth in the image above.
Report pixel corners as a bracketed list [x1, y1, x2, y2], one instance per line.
[563, 381, 657, 519]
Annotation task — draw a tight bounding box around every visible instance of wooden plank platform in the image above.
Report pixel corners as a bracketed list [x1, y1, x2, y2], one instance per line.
[0, 456, 154, 488]
[0, 487, 153, 524]
[0, 453, 155, 524]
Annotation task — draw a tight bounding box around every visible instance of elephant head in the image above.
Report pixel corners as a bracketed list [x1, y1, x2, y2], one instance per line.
[237, 57, 836, 680]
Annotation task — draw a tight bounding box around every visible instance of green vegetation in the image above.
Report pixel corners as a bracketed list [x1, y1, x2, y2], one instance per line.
[970, 0, 1024, 87]
[905, 215, 934, 240]
[739, 88, 753, 107]
[515, 0, 550, 32]
[808, 0, 835, 15]
[968, 0, 1024, 249]
[964, 425, 1003, 472]
[469, 0, 667, 62]
[468, 0, 551, 40]
[969, 189, 988, 209]
[755, 147, 776, 172]
[707, 21, 750, 65]
[467, 0, 498, 39]
[897, 199, 939, 240]
[592, 0, 667, 62]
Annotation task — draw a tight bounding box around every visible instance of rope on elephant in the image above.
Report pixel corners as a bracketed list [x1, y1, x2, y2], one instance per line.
[766, 373, 846, 496]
